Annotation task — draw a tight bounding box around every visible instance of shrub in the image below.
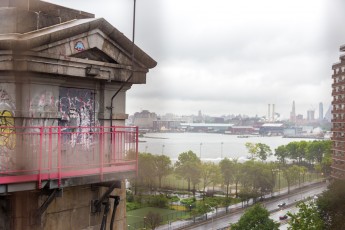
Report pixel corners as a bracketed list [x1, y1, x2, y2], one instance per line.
[149, 195, 169, 208]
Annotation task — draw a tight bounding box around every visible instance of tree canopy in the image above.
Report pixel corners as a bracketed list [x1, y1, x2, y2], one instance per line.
[219, 158, 234, 197]
[287, 201, 324, 230]
[274, 140, 331, 170]
[245, 142, 272, 161]
[175, 150, 201, 193]
[317, 180, 345, 230]
[154, 154, 172, 188]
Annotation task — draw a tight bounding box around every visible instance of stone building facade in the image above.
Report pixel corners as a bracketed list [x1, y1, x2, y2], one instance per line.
[0, 0, 156, 229]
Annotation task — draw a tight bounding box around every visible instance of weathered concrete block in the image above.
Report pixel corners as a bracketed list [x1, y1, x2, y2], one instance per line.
[44, 210, 72, 230]
[47, 186, 95, 213]
[70, 206, 91, 229]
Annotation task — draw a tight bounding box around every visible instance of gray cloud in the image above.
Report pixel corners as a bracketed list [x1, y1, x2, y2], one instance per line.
[46, 0, 342, 118]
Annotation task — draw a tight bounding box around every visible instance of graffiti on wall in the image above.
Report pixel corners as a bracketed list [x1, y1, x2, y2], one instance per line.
[59, 87, 97, 148]
[26, 90, 58, 127]
[30, 90, 57, 113]
[0, 88, 16, 150]
[0, 110, 15, 150]
[0, 88, 15, 112]
[0, 87, 15, 171]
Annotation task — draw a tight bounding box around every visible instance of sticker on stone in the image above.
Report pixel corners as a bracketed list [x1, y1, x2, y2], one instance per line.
[74, 41, 85, 52]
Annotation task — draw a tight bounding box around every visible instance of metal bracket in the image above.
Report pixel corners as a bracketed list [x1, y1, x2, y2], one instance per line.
[31, 188, 62, 224]
[86, 66, 100, 77]
[91, 181, 121, 214]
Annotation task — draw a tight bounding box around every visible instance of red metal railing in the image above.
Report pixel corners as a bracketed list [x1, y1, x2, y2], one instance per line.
[0, 126, 138, 188]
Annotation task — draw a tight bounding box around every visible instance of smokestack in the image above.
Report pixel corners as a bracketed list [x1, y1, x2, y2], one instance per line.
[268, 104, 271, 121]
[272, 104, 275, 122]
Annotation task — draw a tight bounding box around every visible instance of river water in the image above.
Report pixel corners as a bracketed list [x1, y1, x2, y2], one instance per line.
[138, 132, 316, 163]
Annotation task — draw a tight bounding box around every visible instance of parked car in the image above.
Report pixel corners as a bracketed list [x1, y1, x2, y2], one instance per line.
[279, 214, 288, 220]
[278, 202, 286, 208]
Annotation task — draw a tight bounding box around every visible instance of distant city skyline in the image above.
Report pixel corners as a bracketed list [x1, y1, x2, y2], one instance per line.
[129, 101, 330, 121]
[46, 0, 345, 118]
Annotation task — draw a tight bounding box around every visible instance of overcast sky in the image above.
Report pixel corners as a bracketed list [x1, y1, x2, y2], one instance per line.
[46, 0, 345, 119]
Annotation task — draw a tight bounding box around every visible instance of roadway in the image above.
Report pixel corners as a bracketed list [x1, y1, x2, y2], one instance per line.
[157, 181, 328, 230]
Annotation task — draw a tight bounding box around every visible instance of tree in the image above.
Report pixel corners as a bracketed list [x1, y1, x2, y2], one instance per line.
[200, 162, 220, 194]
[138, 153, 156, 189]
[154, 154, 172, 188]
[190, 202, 212, 219]
[298, 166, 308, 186]
[232, 159, 242, 197]
[245, 142, 257, 159]
[240, 161, 274, 202]
[297, 140, 308, 164]
[287, 201, 324, 230]
[145, 211, 162, 230]
[231, 204, 279, 230]
[175, 151, 201, 194]
[256, 143, 272, 161]
[307, 140, 331, 164]
[219, 158, 233, 197]
[245, 142, 272, 161]
[286, 142, 299, 163]
[275, 145, 288, 165]
[209, 163, 222, 193]
[317, 180, 345, 230]
[320, 149, 332, 177]
[254, 163, 275, 197]
[282, 165, 300, 193]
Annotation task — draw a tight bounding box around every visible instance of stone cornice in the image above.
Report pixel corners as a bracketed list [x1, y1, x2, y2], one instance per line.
[0, 51, 147, 84]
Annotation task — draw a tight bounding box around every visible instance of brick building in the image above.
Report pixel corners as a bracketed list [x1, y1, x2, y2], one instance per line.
[331, 44, 345, 179]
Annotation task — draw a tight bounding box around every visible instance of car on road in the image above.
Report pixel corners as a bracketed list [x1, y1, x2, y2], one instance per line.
[279, 214, 288, 220]
[278, 202, 286, 208]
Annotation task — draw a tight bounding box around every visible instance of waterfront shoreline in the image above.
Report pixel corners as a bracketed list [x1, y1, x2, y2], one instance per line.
[138, 133, 319, 162]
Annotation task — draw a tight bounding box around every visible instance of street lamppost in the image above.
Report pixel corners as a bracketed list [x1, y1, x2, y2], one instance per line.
[272, 168, 281, 195]
[206, 204, 214, 229]
[200, 142, 203, 159]
[221, 142, 223, 159]
[278, 168, 281, 194]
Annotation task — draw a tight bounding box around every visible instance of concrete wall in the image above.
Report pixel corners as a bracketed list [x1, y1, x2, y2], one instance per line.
[7, 182, 126, 230]
[0, 0, 94, 34]
[0, 76, 129, 229]
[0, 196, 10, 230]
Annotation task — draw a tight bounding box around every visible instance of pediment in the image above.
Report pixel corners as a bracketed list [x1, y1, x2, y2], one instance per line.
[33, 29, 135, 67]
[0, 18, 156, 69]
[70, 48, 117, 64]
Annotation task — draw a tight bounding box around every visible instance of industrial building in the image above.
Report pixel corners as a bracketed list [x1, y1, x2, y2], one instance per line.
[331, 44, 345, 180]
[0, 0, 156, 229]
[259, 123, 284, 136]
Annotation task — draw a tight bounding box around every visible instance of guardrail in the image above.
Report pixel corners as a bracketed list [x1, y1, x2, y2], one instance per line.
[0, 126, 138, 188]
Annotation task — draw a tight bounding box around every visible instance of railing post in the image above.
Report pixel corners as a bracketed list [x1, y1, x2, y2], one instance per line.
[136, 126, 138, 176]
[113, 126, 116, 162]
[38, 127, 43, 189]
[57, 126, 61, 187]
[48, 127, 52, 179]
[99, 126, 104, 181]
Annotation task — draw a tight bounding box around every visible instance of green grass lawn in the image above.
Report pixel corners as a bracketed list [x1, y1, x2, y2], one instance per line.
[127, 207, 188, 226]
